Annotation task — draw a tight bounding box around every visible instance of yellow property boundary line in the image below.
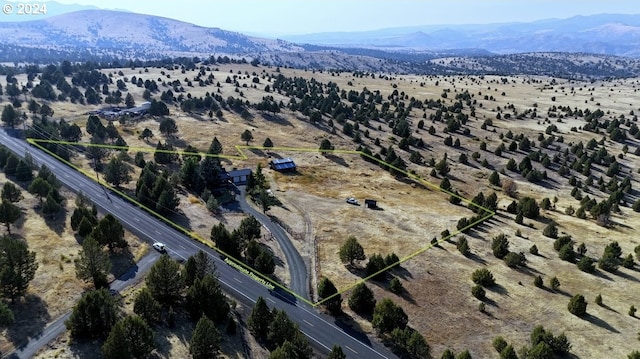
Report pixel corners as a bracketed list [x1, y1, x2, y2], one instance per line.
[27, 138, 495, 307]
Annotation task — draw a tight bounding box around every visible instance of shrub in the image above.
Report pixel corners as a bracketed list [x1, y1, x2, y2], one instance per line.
[493, 336, 508, 353]
[491, 234, 510, 259]
[471, 268, 495, 287]
[577, 256, 596, 273]
[622, 254, 635, 269]
[457, 236, 470, 256]
[504, 252, 526, 268]
[518, 197, 540, 219]
[549, 277, 560, 291]
[630, 305, 637, 317]
[534, 275, 543, 288]
[568, 294, 587, 317]
[530, 244, 539, 255]
[471, 285, 486, 300]
[595, 294, 602, 306]
[389, 277, 404, 294]
[559, 243, 576, 262]
[542, 223, 558, 239]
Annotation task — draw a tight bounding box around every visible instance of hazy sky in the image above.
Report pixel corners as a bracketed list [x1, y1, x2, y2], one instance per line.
[50, 0, 640, 36]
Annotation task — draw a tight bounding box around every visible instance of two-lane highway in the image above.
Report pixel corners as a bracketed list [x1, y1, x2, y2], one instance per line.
[0, 129, 397, 359]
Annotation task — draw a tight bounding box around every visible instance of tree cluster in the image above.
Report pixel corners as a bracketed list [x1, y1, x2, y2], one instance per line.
[210, 217, 275, 275]
[248, 296, 313, 358]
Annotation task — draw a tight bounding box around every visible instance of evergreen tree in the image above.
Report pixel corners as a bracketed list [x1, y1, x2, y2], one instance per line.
[15, 160, 33, 182]
[189, 315, 221, 359]
[327, 345, 347, 359]
[489, 170, 501, 186]
[91, 214, 127, 251]
[599, 241, 622, 272]
[102, 315, 154, 359]
[0, 300, 14, 327]
[568, 294, 587, 317]
[211, 223, 240, 258]
[248, 296, 272, 341]
[339, 236, 366, 265]
[241, 129, 253, 145]
[146, 255, 184, 306]
[348, 282, 376, 316]
[365, 253, 387, 280]
[372, 298, 408, 334]
[28, 177, 51, 205]
[183, 250, 216, 287]
[104, 157, 131, 187]
[41, 192, 62, 217]
[0, 235, 38, 301]
[491, 234, 510, 259]
[186, 274, 230, 323]
[66, 288, 118, 339]
[267, 309, 298, 348]
[0, 200, 21, 234]
[3, 182, 24, 202]
[133, 287, 161, 325]
[75, 236, 111, 288]
[318, 277, 342, 315]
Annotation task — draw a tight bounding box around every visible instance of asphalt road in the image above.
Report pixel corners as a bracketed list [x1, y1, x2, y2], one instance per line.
[0, 129, 397, 359]
[231, 184, 309, 299]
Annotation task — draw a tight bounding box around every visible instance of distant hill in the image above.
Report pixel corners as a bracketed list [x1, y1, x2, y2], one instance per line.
[280, 14, 640, 57]
[0, 9, 303, 61]
[1, 10, 640, 79]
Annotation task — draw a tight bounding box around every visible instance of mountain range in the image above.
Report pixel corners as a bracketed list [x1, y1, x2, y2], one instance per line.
[0, 9, 640, 78]
[281, 14, 640, 57]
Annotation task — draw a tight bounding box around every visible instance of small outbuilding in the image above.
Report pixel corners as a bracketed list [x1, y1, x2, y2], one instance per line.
[270, 158, 297, 172]
[228, 168, 252, 185]
[364, 199, 377, 209]
[219, 168, 252, 185]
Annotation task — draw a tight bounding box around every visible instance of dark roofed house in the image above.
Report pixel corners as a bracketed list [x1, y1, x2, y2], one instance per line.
[270, 158, 296, 172]
[219, 168, 252, 185]
[228, 168, 252, 185]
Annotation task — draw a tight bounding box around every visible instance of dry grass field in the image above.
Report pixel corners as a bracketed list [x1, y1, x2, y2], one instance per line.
[5, 62, 640, 358]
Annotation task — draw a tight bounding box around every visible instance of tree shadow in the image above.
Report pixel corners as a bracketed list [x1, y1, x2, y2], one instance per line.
[482, 295, 500, 308]
[582, 313, 619, 333]
[395, 288, 417, 305]
[390, 265, 413, 280]
[468, 252, 488, 264]
[261, 113, 293, 127]
[486, 283, 509, 296]
[109, 246, 135, 279]
[333, 314, 372, 347]
[5, 294, 51, 350]
[516, 265, 542, 277]
[248, 148, 267, 157]
[593, 269, 613, 281]
[266, 151, 282, 159]
[599, 303, 619, 313]
[42, 205, 68, 236]
[153, 309, 194, 357]
[67, 337, 103, 359]
[614, 269, 639, 283]
[325, 154, 349, 167]
[166, 137, 187, 149]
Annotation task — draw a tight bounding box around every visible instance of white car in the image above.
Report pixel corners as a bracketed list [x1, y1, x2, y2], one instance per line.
[152, 242, 166, 252]
[346, 197, 359, 205]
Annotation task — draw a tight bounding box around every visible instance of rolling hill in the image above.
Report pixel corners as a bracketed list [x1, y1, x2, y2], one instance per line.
[280, 14, 640, 57]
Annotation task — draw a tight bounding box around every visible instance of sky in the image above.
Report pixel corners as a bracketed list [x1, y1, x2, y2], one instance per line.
[45, 0, 640, 36]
